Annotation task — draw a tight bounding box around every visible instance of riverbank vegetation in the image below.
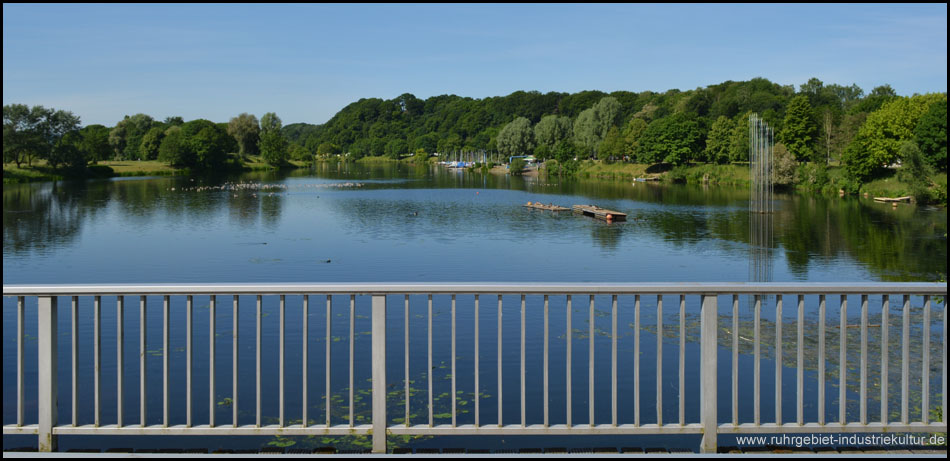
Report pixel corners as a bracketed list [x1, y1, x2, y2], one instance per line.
[5, 77, 946, 204]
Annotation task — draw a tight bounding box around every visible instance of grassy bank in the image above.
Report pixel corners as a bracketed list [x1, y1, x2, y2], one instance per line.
[548, 159, 947, 205]
[3, 157, 314, 184]
[568, 160, 750, 185]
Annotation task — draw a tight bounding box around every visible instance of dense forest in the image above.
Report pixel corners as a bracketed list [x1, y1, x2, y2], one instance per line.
[3, 77, 947, 197]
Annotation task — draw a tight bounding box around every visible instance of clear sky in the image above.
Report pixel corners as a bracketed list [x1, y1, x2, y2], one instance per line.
[3, 3, 947, 127]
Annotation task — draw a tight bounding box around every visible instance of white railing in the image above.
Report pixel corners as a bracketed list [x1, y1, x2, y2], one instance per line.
[3, 283, 947, 453]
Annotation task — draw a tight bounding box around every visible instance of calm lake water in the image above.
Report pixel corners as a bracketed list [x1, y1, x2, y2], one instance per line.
[3, 163, 946, 452]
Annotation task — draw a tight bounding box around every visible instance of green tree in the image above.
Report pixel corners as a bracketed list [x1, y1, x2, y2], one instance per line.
[385, 138, 408, 159]
[227, 113, 261, 158]
[573, 97, 621, 158]
[496, 117, 534, 157]
[779, 95, 817, 163]
[772, 143, 797, 185]
[260, 131, 288, 165]
[704, 116, 734, 164]
[3, 104, 44, 167]
[259, 112, 288, 166]
[621, 118, 648, 161]
[573, 108, 599, 157]
[49, 131, 87, 170]
[289, 143, 311, 161]
[158, 126, 184, 166]
[598, 126, 623, 162]
[728, 112, 752, 163]
[636, 113, 702, 165]
[897, 141, 934, 202]
[139, 126, 165, 161]
[844, 93, 946, 180]
[914, 99, 947, 172]
[79, 125, 113, 163]
[533, 115, 572, 148]
[190, 125, 231, 169]
[109, 114, 154, 160]
[316, 142, 341, 157]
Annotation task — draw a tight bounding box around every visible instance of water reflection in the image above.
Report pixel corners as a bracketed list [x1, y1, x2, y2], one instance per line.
[2, 164, 946, 283]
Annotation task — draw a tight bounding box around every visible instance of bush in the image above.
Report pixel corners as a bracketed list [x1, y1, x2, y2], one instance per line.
[509, 158, 526, 174]
[897, 141, 934, 203]
[772, 143, 797, 185]
[796, 162, 829, 188]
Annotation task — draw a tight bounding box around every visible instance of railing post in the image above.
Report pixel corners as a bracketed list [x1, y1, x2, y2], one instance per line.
[38, 296, 58, 452]
[371, 295, 387, 454]
[700, 294, 718, 454]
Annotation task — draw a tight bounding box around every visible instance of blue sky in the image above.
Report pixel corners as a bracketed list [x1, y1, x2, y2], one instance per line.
[3, 3, 947, 127]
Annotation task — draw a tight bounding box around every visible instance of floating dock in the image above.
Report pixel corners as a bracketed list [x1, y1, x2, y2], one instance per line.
[524, 201, 570, 212]
[873, 196, 912, 203]
[572, 205, 627, 221]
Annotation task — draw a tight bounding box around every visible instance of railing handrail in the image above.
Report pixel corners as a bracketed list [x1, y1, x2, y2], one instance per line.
[4, 281, 947, 296]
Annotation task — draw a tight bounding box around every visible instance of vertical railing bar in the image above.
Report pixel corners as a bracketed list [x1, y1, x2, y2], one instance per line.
[634, 294, 640, 428]
[497, 294, 503, 428]
[209, 295, 216, 428]
[860, 294, 868, 425]
[302, 295, 307, 428]
[94, 296, 101, 427]
[428, 294, 433, 427]
[37, 296, 58, 452]
[776, 294, 782, 425]
[754, 294, 761, 426]
[881, 295, 889, 425]
[279, 294, 285, 428]
[679, 294, 685, 426]
[452, 294, 457, 428]
[589, 294, 595, 427]
[256, 295, 262, 428]
[371, 295, 388, 454]
[657, 294, 663, 427]
[543, 295, 549, 428]
[163, 296, 170, 428]
[818, 294, 826, 426]
[325, 295, 331, 428]
[901, 295, 910, 425]
[349, 294, 354, 428]
[234, 295, 240, 428]
[797, 294, 804, 426]
[228, 295, 238, 428]
[475, 294, 480, 428]
[839, 295, 847, 425]
[186, 295, 192, 428]
[72, 296, 78, 427]
[732, 294, 738, 426]
[611, 294, 617, 427]
[405, 294, 410, 427]
[17, 296, 25, 427]
[567, 294, 572, 428]
[118, 295, 125, 428]
[922, 295, 930, 424]
[700, 294, 719, 453]
[943, 295, 947, 426]
[140, 295, 147, 427]
[519, 294, 524, 428]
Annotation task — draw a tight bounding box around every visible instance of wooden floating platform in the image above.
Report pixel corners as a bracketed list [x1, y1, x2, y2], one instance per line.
[524, 201, 570, 212]
[572, 205, 627, 222]
[873, 196, 912, 203]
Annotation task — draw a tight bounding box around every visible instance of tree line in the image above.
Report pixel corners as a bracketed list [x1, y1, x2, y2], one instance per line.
[3, 108, 300, 171]
[5, 77, 946, 189]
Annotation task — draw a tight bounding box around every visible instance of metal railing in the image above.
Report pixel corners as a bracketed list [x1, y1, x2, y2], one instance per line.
[3, 283, 947, 453]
